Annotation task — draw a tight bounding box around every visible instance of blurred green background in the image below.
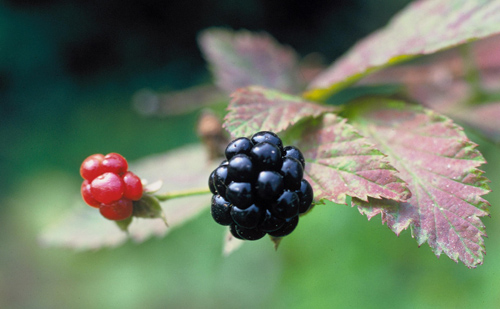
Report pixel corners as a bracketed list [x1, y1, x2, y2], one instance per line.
[2, 0, 500, 308]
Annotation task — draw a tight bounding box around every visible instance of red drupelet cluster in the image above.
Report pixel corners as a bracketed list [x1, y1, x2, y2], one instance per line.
[80, 153, 143, 221]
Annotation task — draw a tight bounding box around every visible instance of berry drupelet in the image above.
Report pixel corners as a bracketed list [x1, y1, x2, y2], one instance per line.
[209, 131, 313, 240]
[80, 153, 143, 221]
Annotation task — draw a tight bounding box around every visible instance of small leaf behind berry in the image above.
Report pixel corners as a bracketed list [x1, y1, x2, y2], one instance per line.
[348, 99, 490, 268]
[224, 86, 335, 138]
[198, 28, 302, 94]
[132, 194, 167, 225]
[143, 180, 163, 193]
[115, 216, 133, 232]
[292, 113, 411, 205]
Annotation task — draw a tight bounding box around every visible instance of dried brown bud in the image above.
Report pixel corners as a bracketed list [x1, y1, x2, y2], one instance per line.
[197, 109, 228, 160]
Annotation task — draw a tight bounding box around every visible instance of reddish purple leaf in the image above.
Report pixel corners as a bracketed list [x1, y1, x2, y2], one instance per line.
[198, 28, 302, 94]
[350, 100, 490, 268]
[453, 102, 500, 142]
[359, 34, 500, 87]
[355, 198, 415, 237]
[224, 86, 335, 138]
[306, 0, 500, 100]
[358, 35, 500, 142]
[295, 114, 411, 205]
[409, 81, 500, 143]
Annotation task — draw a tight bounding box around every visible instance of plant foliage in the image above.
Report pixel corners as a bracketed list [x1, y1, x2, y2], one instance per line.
[41, 0, 499, 268]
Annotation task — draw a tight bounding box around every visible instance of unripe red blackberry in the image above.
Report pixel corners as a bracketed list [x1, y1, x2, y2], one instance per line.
[80, 152, 143, 222]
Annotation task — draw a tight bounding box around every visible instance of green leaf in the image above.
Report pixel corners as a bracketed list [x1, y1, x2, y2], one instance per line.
[39, 144, 217, 250]
[293, 113, 411, 205]
[115, 216, 133, 232]
[305, 0, 500, 100]
[198, 28, 302, 94]
[224, 86, 335, 137]
[325, 84, 404, 107]
[348, 99, 490, 268]
[132, 194, 167, 225]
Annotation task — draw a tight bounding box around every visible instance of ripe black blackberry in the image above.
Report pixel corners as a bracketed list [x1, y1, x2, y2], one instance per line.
[209, 131, 314, 241]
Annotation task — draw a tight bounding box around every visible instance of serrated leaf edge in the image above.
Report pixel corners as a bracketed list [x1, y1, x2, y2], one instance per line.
[223, 86, 335, 138]
[351, 102, 491, 268]
[300, 114, 412, 205]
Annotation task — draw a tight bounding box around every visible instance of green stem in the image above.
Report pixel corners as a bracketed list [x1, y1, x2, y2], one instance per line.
[154, 188, 211, 201]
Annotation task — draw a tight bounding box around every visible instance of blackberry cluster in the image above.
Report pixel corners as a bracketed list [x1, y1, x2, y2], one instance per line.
[209, 131, 313, 240]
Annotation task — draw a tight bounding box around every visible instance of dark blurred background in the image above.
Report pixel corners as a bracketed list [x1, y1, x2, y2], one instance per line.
[3, 1, 500, 308]
[0, 0, 411, 193]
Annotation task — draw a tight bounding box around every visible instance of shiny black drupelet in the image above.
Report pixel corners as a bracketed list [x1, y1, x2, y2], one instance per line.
[209, 131, 313, 240]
